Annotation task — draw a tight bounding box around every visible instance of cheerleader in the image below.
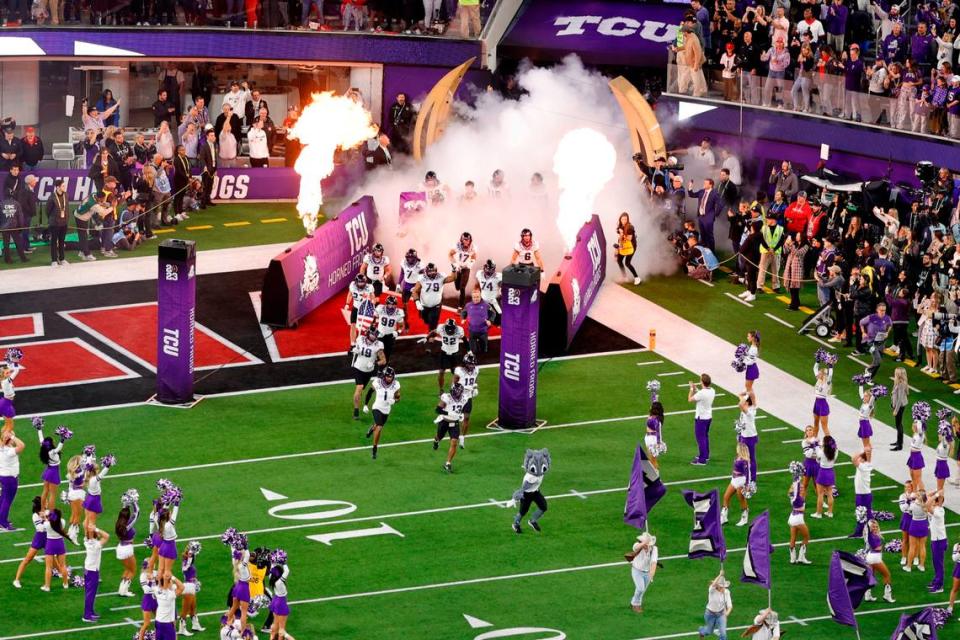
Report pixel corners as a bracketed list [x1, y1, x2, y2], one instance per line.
[41, 508, 69, 591]
[12, 496, 45, 588]
[65, 455, 86, 545]
[82, 458, 112, 531]
[157, 502, 180, 580]
[743, 330, 760, 394]
[644, 401, 665, 470]
[897, 481, 915, 567]
[137, 560, 158, 640]
[907, 419, 926, 489]
[890, 368, 909, 451]
[856, 384, 875, 448]
[720, 443, 751, 527]
[37, 422, 65, 511]
[154, 573, 184, 640]
[851, 450, 874, 538]
[929, 491, 947, 593]
[787, 479, 812, 565]
[800, 426, 820, 496]
[904, 489, 931, 572]
[812, 435, 837, 519]
[268, 551, 290, 640]
[947, 539, 960, 616]
[935, 427, 952, 492]
[179, 542, 205, 636]
[147, 500, 162, 573]
[115, 502, 139, 597]
[952, 416, 960, 487]
[811, 363, 833, 437]
[0, 361, 15, 434]
[862, 519, 896, 603]
[736, 391, 759, 480]
[226, 547, 252, 630]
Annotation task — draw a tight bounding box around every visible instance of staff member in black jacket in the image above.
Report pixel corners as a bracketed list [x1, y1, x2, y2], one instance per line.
[47, 178, 69, 266]
[172, 144, 192, 219]
[362, 133, 392, 171]
[88, 147, 119, 193]
[16, 175, 39, 254]
[199, 130, 217, 209]
[152, 89, 176, 127]
[740, 219, 763, 301]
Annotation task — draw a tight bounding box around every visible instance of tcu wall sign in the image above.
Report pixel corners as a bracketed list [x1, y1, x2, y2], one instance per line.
[553, 15, 677, 42]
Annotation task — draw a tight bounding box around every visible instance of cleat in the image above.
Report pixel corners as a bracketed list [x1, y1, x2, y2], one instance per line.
[365, 426, 374, 438]
[432, 440, 439, 451]
[371, 446, 377, 460]
[512, 522, 522, 534]
[362, 405, 369, 414]
[352, 408, 359, 420]
[442, 463, 452, 473]
[529, 520, 541, 532]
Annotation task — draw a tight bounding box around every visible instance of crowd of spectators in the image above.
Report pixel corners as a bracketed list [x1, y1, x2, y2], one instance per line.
[6, 0, 484, 36]
[664, 140, 960, 395]
[672, 0, 960, 139]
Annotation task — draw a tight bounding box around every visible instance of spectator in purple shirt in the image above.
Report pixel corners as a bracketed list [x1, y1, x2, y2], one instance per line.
[691, 0, 711, 52]
[461, 289, 493, 355]
[859, 302, 894, 380]
[946, 75, 960, 139]
[842, 44, 866, 120]
[826, 0, 848, 53]
[881, 22, 908, 64]
[912, 22, 936, 73]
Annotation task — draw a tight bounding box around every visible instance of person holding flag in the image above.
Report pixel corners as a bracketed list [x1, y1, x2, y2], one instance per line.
[697, 571, 732, 640]
[827, 550, 876, 634]
[626, 531, 658, 614]
[862, 519, 895, 603]
[623, 443, 667, 532]
[745, 608, 781, 640]
[344, 273, 376, 346]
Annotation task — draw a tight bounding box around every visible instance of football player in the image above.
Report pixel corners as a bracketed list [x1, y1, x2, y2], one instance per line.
[434, 382, 468, 473]
[372, 294, 405, 361]
[364, 367, 401, 460]
[510, 228, 544, 270]
[350, 329, 386, 420]
[398, 249, 423, 309]
[412, 262, 455, 334]
[452, 352, 480, 449]
[360, 243, 392, 297]
[476, 259, 502, 326]
[426, 318, 464, 392]
[448, 231, 477, 311]
[344, 273, 376, 345]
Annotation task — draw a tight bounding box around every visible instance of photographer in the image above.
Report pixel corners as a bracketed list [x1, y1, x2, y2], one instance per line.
[680, 234, 709, 280]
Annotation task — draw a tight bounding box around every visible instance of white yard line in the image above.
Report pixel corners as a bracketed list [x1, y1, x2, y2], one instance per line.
[14, 404, 742, 493]
[656, 371, 685, 377]
[934, 399, 960, 414]
[696, 279, 715, 287]
[724, 292, 753, 307]
[763, 312, 795, 329]
[806, 335, 838, 350]
[761, 427, 789, 432]
[636, 360, 666, 367]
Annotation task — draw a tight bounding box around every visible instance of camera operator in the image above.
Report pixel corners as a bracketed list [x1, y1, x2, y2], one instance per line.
[680, 234, 710, 280]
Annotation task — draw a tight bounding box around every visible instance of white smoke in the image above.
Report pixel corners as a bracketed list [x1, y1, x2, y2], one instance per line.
[349, 55, 677, 283]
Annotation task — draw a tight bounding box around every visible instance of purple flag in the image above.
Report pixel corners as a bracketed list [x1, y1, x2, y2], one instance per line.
[890, 607, 938, 640]
[828, 551, 876, 628]
[624, 444, 666, 529]
[741, 510, 773, 589]
[682, 489, 726, 560]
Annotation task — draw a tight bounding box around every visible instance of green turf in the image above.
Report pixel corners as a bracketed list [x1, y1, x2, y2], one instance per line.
[1, 201, 342, 272]
[0, 351, 955, 639]
[631, 273, 960, 452]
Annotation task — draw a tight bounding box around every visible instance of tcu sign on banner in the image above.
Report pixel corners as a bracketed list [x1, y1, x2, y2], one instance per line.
[259, 196, 378, 328]
[156, 239, 197, 404]
[502, 0, 683, 66]
[498, 265, 541, 430]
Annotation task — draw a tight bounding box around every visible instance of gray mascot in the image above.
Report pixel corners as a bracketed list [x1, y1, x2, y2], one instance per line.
[507, 448, 551, 534]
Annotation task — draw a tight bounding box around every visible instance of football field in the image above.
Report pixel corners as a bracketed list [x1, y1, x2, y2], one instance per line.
[0, 350, 955, 639]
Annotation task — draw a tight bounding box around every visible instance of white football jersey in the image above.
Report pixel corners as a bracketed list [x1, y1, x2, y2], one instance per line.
[363, 254, 390, 282]
[454, 365, 479, 393]
[352, 338, 383, 373]
[451, 242, 477, 269]
[440, 392, 468, 419]
[374, 305, 405, 337]
[438, 326, 464, 355]
[371, 377, 401, 414]
[349, 282, 375, 308]
[514, 240, 539, 265]
[400, 259, 423, 287]
[476, 270, 502, 304]
[418, 273, 447, 308]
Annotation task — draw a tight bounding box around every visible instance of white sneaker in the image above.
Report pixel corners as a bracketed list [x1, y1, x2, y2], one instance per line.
[51, 261, 58, 267]
[883, 585, 895, 603]
[40, 585, 50, 591]
[12, 580, 20, 588]
[458, 435, 465, 449]
[736, 511, 749, 527]
[810, 512, 822, 519]
[825, 511, 834, 519]
[720, 507, 728, 525]
[743, 294, 756, 302]
[902, 565, 912, 572]
[58, 260, 68, 266]
[633, 277, 642, 285]
[737, 291, 750, 298]
[82, 254, 96, 262]
[914, 558, 919, 567]
[191, 618, 206, 632]
[863, 589, 876, 602]
[900, 557, 907, 566]
[918, 565, 925, 572]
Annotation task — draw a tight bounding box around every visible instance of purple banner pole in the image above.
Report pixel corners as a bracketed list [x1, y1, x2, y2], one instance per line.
[156, 239, 196, 404]
[497, 265, 541, 429]
[260, 195, 378, 328]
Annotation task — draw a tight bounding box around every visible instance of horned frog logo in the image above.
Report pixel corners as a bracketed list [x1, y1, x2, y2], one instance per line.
[299, 254, 320, 300]
[570, 278, 582, 319]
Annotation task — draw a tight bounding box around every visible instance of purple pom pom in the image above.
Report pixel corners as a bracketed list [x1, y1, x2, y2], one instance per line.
[70, 573, 85, 589]
[31, 416, 44, 430]
[100, 454, 116, 469]
[160, 487, 181, 506]
[913, 401, 931, 424]
[54, 425, 73, 441]
[271, 548, 288, 565]
[143, 535, 155, 550]
[937, 407, 952, 421]
[221, 527, 238, 547]
[82, 444, 96, 458]
[156, 478, 174, 493]
[851, 373, 870, 385]
[871, 385, 888, 399]
[884, 539, 902, 553]
[5, 347, 23, 362]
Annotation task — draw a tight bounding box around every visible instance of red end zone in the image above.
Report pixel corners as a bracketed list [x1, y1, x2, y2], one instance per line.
[0, 338, 139, 390]
[250, 292, 500, 362]
[59, 303, 262, 372]
[0, 313, 44, 341]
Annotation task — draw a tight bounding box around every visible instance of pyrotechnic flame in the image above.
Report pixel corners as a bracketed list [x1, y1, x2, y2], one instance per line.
[552, 128, 617, 251]
[288, 92, 377, 234]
